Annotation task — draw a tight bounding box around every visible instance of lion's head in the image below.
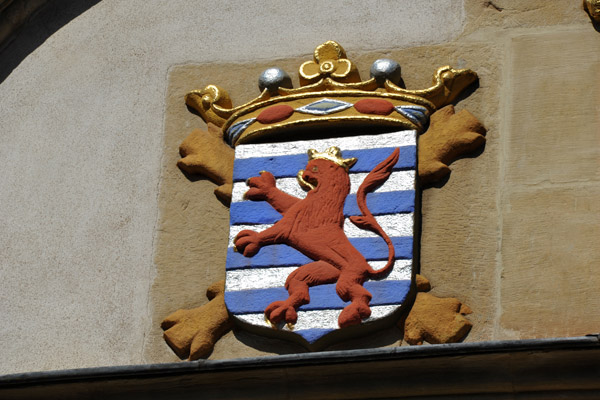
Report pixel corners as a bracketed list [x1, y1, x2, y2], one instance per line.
[296, 147, 357, 191]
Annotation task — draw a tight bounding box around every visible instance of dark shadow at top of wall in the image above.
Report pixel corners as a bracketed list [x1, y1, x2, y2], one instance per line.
[0, 0, 101, 84]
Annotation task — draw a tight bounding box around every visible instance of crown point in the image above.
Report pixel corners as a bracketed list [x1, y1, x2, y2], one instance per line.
[307, 147, 356, 171]
[370, 59, 402, 85]
[327, 146, 342, 157]
[344, 157, 358, 169]
[258, 68, 293, 94]
[314, 41, 346, 62]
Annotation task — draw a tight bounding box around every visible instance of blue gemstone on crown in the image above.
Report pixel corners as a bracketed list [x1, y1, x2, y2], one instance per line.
[296, 98, 353, 115]
[227, 118, 256, 145]
[395, 105, 429, 128]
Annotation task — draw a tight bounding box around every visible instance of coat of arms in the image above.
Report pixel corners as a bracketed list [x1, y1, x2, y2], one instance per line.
[227, 131, 416, 347]
[162, 41, 486, 359]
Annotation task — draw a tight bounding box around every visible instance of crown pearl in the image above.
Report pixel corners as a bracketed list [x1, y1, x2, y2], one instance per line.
[258, 67, 293, 95]
[370, 59, 402, 85]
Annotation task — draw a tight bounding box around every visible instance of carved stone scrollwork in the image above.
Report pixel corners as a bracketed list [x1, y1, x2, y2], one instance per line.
[584, 0, 600, 22]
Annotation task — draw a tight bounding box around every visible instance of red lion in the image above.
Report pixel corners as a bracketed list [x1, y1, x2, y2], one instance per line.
[234, 146, 400, 328]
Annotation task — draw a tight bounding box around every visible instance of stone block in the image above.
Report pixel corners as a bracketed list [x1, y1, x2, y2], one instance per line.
[498, 29, 600, 339]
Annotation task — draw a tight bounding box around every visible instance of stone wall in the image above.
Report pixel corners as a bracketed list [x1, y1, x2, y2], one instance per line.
[0, 0, 598, 375]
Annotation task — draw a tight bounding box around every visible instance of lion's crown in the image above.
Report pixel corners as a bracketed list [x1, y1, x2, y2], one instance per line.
[307, 147, 357, 171]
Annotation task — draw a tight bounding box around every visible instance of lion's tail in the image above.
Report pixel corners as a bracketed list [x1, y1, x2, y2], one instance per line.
[349, 148, 400, 279]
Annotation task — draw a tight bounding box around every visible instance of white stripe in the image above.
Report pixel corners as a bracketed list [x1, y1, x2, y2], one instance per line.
[373, 259, 413, 281]
[351, 170, 415, 193]
[226, 266, 293, 291]
[228, 213, 413, 246]
[235, 130, 416, 159]
[235, 304, 401, 331]
[226, 260, 413, 291]
[231, 180, 307, 203]
[231, 170, 415, 204]
[343, 213, 414, 238]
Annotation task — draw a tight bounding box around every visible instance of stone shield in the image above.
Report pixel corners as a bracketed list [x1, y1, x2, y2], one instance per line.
[224, 130, 417, 348]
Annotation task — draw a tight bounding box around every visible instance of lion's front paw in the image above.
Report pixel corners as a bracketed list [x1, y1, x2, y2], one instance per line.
[244, 171, 276, 201]
[265, 301, 298, 325]
[234, 230, 261, 257]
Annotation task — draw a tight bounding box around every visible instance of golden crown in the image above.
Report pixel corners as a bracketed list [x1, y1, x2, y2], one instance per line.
[307, 147, 357, 171]
[186, 41, 478, 147]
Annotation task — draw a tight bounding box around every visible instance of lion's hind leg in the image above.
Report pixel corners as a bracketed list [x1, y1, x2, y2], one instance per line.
[336, 271, 373, 328]
[265, 261, 340, 325]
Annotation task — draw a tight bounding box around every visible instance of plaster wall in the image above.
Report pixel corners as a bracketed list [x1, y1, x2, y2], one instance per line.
[0, 0, 466, 375]
[0, 0, 598, 375]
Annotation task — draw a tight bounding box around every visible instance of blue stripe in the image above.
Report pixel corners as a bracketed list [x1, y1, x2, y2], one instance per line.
[225, 279, 411, 314]
[226, 236, 413, 270]
[233, 146, 416, 181]
[230, 190, 414, 225]
[295, 329, 333, 343]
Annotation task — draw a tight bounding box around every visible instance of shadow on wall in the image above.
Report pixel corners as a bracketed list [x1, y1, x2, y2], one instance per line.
[0, 0, 100, 84]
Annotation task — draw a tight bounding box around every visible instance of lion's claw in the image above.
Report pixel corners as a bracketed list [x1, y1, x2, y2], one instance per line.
[244, 171, 277, 201]
[234, 230, 261, 257]
[265, 301, 298, 325]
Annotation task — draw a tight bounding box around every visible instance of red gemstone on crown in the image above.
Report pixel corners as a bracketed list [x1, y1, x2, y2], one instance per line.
[257, 105, 295, 124]
[354, 99, 395, 115]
